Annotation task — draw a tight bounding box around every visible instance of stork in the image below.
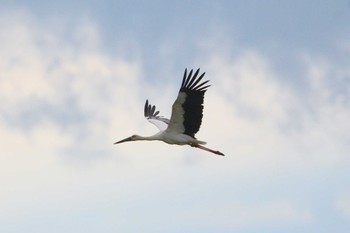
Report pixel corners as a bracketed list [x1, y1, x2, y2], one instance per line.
[114, 68, 224, 156]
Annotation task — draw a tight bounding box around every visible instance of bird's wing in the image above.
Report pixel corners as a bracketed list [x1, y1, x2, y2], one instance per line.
[166, 68, 210, 138]
[144, 100, 170, 131]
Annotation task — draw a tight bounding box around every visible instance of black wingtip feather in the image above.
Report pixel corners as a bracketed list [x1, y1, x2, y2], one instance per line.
[189, 72, 205, 89]
[195, 80, 210, 91]
[144, 99, 149, 117]
[144, 99, 170, 125]
[183, 69, 193, 87]
[181, 69, 210, 92]
[187, 69, 200, 88]
[178, 68, 211, 137]
[181, 69, 187, 89]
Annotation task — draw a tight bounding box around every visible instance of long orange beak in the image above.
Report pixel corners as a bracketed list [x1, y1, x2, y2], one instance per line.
[114, 136, 133, 144]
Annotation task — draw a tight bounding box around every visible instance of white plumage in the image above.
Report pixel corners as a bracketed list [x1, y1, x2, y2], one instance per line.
[114, 68, 224, 156]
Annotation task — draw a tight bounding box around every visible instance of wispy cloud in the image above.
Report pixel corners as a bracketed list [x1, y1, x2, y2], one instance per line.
[1, 6, 350, 233]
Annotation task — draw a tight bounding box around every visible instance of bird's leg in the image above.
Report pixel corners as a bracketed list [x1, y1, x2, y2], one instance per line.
[190, 143, 224, 156]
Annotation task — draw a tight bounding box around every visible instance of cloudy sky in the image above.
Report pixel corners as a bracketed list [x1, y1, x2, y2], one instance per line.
[1, 1, 350, 232]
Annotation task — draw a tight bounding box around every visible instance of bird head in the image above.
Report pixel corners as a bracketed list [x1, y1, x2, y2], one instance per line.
[114, 134, 139, 144]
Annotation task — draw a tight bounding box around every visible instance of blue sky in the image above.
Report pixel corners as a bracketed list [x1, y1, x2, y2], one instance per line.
[1, 1, 350, 233]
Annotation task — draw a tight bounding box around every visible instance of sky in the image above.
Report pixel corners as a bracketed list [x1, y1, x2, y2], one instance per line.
[0, 1, 350, 232]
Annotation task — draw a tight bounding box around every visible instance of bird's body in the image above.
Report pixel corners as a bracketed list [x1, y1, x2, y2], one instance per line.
[115, 68, 224, 156]
[159, 131, 205, 145]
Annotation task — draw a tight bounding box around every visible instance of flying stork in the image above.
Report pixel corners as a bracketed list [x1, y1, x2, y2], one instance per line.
[114, 68, 224, 156]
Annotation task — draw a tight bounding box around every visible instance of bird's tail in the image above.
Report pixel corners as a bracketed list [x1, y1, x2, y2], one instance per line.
[195, 139, 206, 145]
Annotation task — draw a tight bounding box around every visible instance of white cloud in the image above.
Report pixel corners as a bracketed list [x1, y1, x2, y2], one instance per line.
[0, 9, 145, 217]
[195, 44, 350, 168]
[0, 8, 143, 155]
[1, 7, 350, 232]
[185, 200, 313, 228]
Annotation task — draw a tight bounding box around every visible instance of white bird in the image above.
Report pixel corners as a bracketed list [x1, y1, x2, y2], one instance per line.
[114, 68, 224, 156]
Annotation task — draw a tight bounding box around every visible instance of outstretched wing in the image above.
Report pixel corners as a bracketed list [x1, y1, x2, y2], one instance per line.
[144, 100, 170, 131]
[166, 68, 210, 138]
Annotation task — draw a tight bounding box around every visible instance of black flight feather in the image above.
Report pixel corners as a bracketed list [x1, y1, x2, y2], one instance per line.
[179, 68, 210, 138]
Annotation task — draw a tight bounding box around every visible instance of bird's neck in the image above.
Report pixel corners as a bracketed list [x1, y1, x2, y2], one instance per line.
[134, 134, 161, 141]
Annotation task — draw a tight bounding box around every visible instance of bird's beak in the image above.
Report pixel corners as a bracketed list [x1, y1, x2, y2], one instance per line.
[114, 136, 132, 144]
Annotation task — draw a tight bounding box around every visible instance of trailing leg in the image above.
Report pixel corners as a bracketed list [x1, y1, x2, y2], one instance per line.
[190, 143, 224, 156]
